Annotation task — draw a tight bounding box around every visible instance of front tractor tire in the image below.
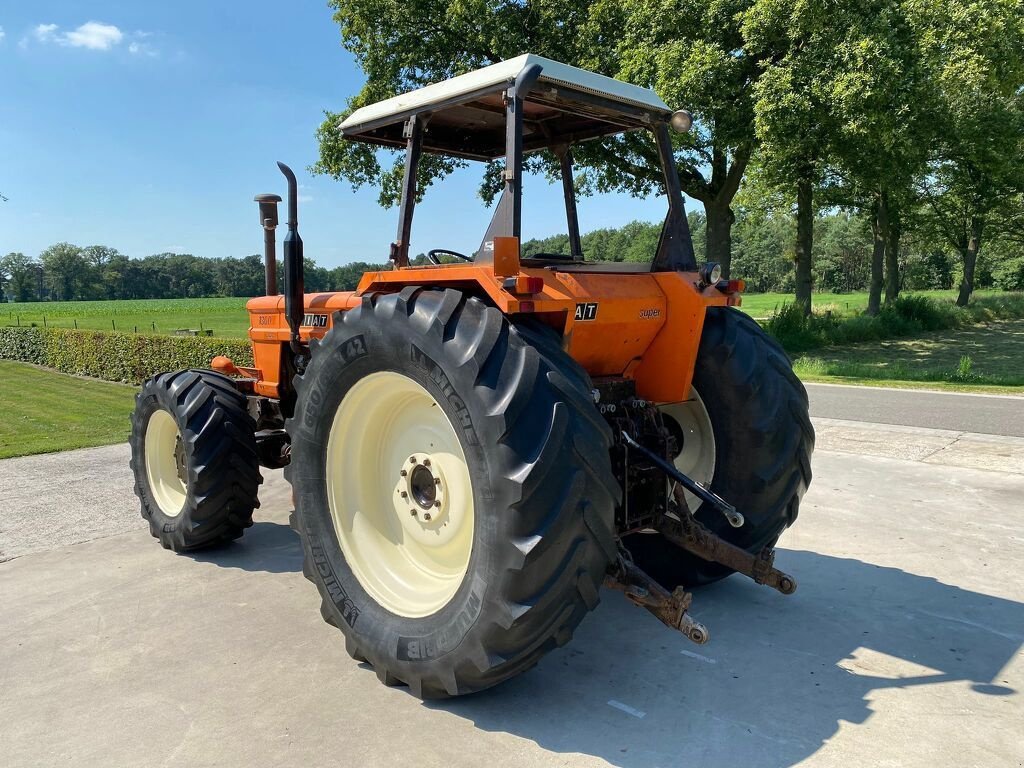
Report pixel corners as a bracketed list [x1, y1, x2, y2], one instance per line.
[625, 307, 815, 588]
[130, 370, 262, 551]
[287, 288, 618, 698]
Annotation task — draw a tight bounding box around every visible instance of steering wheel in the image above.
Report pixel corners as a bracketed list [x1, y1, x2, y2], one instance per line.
[427, 248, 474, 265]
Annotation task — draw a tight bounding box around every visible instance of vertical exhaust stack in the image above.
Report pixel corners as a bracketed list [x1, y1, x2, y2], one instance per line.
[276, 162, 304, 352]
[254, 193, 282, 295]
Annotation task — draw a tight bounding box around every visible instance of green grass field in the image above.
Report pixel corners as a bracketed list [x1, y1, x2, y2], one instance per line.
[793, 318, 1024, 393]
[735, 288, 1010, 318]
[0, 297, 251, 338]
[0, 360, 137, 459]
[2, 289, 1004, 338]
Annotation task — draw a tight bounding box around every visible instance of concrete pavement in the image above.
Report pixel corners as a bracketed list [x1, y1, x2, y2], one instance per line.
[1, 421, 1023, 767]
[806, 382, 1024, 437]
[0, 444, 140, 562]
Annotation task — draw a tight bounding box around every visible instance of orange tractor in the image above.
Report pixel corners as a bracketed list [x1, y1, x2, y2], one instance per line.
[129, 55, 813, 697]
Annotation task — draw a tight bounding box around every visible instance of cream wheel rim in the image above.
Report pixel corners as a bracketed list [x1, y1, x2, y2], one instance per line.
[659, 388, 716, 514]
[325, 370, 474, 618]
[144, 409, 187, 517]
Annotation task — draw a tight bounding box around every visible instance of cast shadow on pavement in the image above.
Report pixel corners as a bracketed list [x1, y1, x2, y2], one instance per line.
[429, 549, 1021, 768]
[184, 521, 1021, 767]
[186, 520, 302, 574]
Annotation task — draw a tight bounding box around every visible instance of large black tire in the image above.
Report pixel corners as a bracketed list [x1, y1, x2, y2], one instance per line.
[286, 288, 619, 698]
[624, 307, 814, 588]
[130, 369, 262, 551]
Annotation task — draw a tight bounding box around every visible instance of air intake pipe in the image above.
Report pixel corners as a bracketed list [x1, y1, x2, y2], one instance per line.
[277, 162, 304, 354]
[253, 193, 281, 296]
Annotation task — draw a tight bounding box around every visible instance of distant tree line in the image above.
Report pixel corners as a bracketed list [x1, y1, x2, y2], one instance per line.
[4, 204, 1022, 303]
[524, 208, 1024, 295]
[0, 244, 394, 303]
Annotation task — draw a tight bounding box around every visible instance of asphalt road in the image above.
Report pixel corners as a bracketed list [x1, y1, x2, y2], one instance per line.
[1, 420, 1023, 767]
[806, 383, 1024, 437]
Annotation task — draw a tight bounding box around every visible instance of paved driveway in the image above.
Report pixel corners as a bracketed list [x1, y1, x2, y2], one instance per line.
[1, 421, 1022, 767]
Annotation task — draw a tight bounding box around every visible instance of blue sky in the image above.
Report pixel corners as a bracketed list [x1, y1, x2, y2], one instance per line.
[0, 2, 669, 268]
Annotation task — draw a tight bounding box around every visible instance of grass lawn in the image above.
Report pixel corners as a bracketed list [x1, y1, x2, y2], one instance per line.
[793, 318, 1024, 394]
[1, 297, 251, 338]
[0, 360, 137, 459]
[735, 288, 1010, 319]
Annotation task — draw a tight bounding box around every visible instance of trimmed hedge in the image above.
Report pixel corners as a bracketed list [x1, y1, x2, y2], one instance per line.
[0, 327, 254, 384]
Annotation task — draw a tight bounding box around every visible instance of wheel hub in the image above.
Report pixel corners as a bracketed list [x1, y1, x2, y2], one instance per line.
[410, 464, 436, 508]
[396, 452, 447, 524]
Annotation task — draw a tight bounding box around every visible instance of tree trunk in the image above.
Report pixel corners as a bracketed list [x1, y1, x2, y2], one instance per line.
[956, 216, 984, 306]
[705, 202, 736, 277]
[794, 173, 814, 316]
[686, 143, 749, 279]
[884, 208, 901, 304]
[867, 193, 887, 316]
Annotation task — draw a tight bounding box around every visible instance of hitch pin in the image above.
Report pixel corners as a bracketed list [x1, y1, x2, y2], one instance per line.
[621, 431, 744, 528]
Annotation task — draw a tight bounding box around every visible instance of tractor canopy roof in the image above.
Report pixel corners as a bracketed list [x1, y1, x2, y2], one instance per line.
[339, 54, 673, 161]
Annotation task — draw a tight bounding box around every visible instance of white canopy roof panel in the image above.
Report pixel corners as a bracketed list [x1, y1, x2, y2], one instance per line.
[340, 54, 672, 139]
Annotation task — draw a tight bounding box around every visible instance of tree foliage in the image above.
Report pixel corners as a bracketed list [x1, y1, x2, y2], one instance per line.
[909, 0, 1024, 304]
[313, 0, 800, 278]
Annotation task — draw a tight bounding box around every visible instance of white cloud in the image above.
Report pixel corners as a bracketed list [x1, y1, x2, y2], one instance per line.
[34, 23, 58, 43]
[128, 40, 158, 57]
[24, 21, 138, 52]
[62, 21, 123, 50]
[0, 26, 6, 42]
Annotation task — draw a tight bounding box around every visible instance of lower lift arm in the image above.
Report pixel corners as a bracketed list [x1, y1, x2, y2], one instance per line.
[605, 432, 797, 645]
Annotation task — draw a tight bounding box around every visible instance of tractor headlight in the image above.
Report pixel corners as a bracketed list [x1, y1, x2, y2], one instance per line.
[670, 110, 693, 133]
[698, 262, 722, 286]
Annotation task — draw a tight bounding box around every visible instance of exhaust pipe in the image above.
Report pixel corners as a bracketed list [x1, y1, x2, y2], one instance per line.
[254, 193, 282, 295]
[277, 162, 304, 352]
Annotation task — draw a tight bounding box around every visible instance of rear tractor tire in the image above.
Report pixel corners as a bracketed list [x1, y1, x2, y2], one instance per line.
[624, 307, 815, 589]
[286, 288, 619, 698]
[129, 369, 262, 551]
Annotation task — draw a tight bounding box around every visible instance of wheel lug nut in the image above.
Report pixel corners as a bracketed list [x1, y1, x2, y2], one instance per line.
[400, 469, 408, 477]
[423, 513, 432, 521]
[434, 500, 441, 508]
[409, 457, 417, 465]
[434, 477, 441, 485]
[422, 458, 430, 467]
[400, 491, 408, 499]
[409, 509, 417, 517]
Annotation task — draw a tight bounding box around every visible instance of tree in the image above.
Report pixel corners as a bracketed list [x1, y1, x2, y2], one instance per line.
[39, 243, 88, 301]
[80, 245, 125, 299]
[579, 0, 772, 275]
[813, 213, 872, 294]
[729, 203, 795, 293]
[1, 253, 39, 302]
[741, 0, 845, 314]
[313, 0, 788, 275]
[741, 0, 948, 315]
[910, 0, 1024, 305]
[814, 0, 933, 315]
[313, 0, 589, 209]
